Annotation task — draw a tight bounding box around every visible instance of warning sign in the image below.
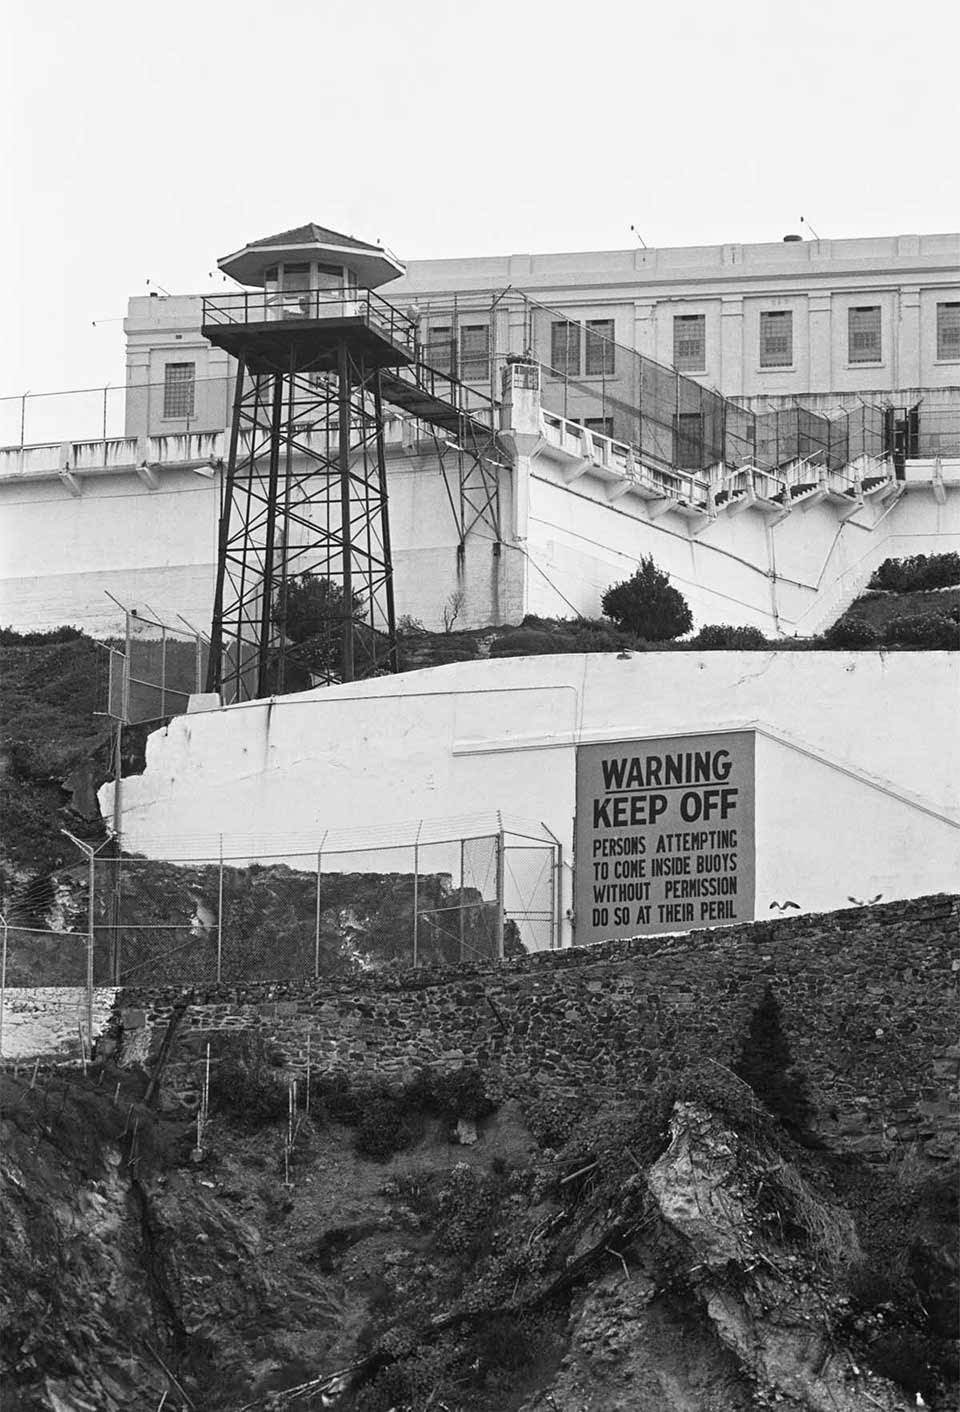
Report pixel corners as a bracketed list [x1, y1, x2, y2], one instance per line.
[574, 730, 755, 943]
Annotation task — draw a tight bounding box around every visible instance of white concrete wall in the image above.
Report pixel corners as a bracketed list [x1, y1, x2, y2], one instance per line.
[0, 467, 220, 634]
[3, 436, 957, 640]
[109, 653, 960, 947]
[522, 456, 960, 635]
[0, 987, 117, 1061]
[0, 444, 522, 636]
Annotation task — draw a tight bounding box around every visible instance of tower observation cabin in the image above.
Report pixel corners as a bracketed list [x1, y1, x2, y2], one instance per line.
[203, 223, 503, 703]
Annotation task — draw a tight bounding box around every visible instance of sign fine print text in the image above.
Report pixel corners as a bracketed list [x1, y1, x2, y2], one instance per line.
[574, 730, 756, 943]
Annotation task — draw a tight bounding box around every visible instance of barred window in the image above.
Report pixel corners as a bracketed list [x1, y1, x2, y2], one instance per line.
[759, 311, 793, 368]
[425, 325, 454, 376]
[163, 363, 195, 418]
[585, 320, 615, 376]
[848, 306, 881, 363]
[937, 302, 960, 361]
[459, 325, 490, 381]
[583, 417, 614, 438]
[673, 315, 706, 372]
[551, 321, 581, 378]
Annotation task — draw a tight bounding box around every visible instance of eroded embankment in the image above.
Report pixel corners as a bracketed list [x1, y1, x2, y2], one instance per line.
[2, 1052, 957, 1412]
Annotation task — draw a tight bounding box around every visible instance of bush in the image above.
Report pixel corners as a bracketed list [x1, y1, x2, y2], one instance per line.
[733, 984, 814, 1137]
[601, 556, 693, 641]
[0, 625, 84, 646]
[823, 617, 882, 649]
[210, 1060, 289, 1129]
[354, 1088, 423, 1160]
[692, 623, 769, 650]
[869, 552, 960, 593]
[489, 629, 574, 657]
[312, 1066, 496, 1160]
[886, 611, 959, 649]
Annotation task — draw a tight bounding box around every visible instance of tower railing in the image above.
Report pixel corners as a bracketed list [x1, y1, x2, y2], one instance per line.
[201, 289, 418, 360]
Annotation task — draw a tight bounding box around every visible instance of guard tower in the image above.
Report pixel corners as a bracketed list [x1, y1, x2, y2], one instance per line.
[203, 223, 411, 701]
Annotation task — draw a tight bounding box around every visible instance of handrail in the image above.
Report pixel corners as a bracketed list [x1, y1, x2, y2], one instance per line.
[200, 288, 418, 358]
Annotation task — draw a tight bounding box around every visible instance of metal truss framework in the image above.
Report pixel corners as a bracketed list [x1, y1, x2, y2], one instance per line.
[208, 342, 397, 703]
[429, 415, 505, 558]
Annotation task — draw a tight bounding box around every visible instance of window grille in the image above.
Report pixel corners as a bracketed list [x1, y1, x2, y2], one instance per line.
[585, 320, 615, 376]
[425, 326, 454, 376]
[937, 302, 960, 361]
[551, 321, 581, 378]
[459, 325, 490, 381]
[759, 311, 793, 368]
[673, 315, 706, 372]
[848, 306, 881, 363]
[163, 363, 196, 418]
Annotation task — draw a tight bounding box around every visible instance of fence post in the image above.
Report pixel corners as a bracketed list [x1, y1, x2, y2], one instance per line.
[459, 837, 466, 963]
[495, 815, 505, 961]
[86, 850, 95, 1052]
[0, 912, 7, 1060]
[216, 835, 224, 983]
[412, 822, 423, 968]
[314, 831, 327, 980]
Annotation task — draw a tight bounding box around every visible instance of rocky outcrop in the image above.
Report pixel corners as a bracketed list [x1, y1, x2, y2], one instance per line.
[648, 1101, 912, 1412]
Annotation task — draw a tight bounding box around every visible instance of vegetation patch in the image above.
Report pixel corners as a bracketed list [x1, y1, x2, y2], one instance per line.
[309, 1065, 498, 1161]
[868, 552, 960, 593]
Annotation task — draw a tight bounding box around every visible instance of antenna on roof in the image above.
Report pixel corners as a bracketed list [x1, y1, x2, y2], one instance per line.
[629, 224, 648, 249]
[800, 216, 821, 240]
[146, 279, 172, 296]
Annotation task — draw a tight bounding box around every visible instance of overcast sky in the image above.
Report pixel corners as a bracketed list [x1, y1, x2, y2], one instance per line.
[2, 0, 958, 401]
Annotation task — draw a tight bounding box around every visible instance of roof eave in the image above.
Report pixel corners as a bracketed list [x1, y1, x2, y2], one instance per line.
[218, 241, 405, 288]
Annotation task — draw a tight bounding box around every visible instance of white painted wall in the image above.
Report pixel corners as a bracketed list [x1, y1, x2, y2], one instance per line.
[0, 467, 220, 634]
[109, 653, 960, 948]
[522, 455, 960, 635]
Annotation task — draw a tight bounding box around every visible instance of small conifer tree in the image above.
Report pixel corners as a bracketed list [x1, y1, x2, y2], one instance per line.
[601, 556, 693, 641]
[733, 983, 814, 1136]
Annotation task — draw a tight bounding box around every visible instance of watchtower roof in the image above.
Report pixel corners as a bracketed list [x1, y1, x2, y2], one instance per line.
[218, 222, 405, 290]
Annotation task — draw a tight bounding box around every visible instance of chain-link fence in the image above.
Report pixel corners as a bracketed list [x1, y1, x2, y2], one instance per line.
[0, 821, 559, 1054]
[103, 607, 209, 725]
[42, 824, 558, 988]
[0, 375, 234, 449]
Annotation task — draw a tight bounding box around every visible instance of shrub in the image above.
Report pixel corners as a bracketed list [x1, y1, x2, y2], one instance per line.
[601, 556, 693, 641]
[823, 617, 882, 648]
[488, 629, 574, 657]
[0, 625, 84, 646]
[869, 552, 960, 593]
[210, 1060, 289, 1129]
[312, 1066, 496, 1160]
[354, 1088, 423, 1160]
[692, 623, 769, 650]
[886, 611, 959, 649]
[733, 984, 814, 1137]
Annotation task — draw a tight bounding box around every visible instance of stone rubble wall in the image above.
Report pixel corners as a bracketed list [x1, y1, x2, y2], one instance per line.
[112, 894, 960, 1162]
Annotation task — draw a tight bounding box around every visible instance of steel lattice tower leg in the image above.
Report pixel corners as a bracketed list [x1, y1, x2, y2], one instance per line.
[207, 342, 398, 702]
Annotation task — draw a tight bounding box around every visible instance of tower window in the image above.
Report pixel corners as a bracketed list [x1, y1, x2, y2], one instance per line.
[163, 363, 196, 418]
[848, 306, 881, 363]
[759, 311, 793, 368]
[937, 302, 960, 361]
[585, 320, 615, 376]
